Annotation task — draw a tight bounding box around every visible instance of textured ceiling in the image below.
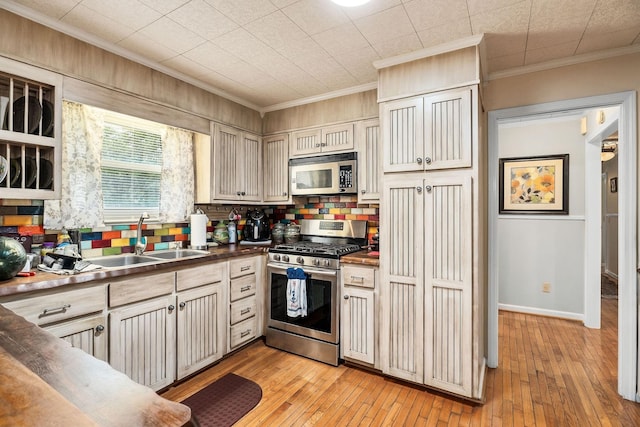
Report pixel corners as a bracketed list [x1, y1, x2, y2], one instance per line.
[3, 0, 640, 112]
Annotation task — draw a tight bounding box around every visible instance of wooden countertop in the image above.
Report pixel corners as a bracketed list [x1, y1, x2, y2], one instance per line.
[0, 304, 191, 426]
[0, 244, 268, 297]
[341, 250, 380, 267]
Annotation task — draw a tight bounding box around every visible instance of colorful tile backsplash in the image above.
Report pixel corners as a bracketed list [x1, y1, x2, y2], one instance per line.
[0, 195, 379, 256]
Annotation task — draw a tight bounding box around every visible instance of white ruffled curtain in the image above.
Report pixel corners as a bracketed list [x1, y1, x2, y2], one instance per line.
[44, 101, 105, 229]
[159, 126, 194, 223]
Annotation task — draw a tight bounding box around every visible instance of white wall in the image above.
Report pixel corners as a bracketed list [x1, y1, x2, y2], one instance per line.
[603, 155, 619, 277]
[497, 116, 586, 316]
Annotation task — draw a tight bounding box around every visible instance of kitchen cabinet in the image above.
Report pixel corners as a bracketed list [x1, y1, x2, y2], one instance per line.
[108, 272, 176, 391]
[357, 119, 380, 203]
[210, 123, 262, 202]
[262, 133, 290, 203]
[290, 123, 354, 157]
[0, 283, 107, 361]
[228, 256, 260, 351]
[0, 56, 62, 199]
[175, 263, 227, 380]
[340, 265, 377, 366]
[381, 87, 471, 173]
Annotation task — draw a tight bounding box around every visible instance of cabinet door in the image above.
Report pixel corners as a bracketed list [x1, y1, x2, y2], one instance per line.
[263, 134, 290, 203]
[45, 314, 108, 361]
[423, 173, 473, 396]
[176, 283, 225, 380]
[423, 87, 472, 170]
[381, 97, 424, 173]
[357, 119, 380, 203]
[290, 128, 321, 156]
[240, 132, 262, 201]
[341, 285, 375, 364]
[212, 124, 241, 200]
[109, 296, 176, 391]
[379, 175, 424, 383]
[321, 123, 354, 153]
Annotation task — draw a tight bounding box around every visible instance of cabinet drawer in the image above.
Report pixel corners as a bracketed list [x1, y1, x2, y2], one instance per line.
[229, 317, 257, 349]
[229, 257, 257, 279]
[176, 262, 225, 291]
[109, 271, 175, 307]
[2, 284, 106, 326]
[341, 265, 376, 289]
[229, 274, 256, 302]
[230, 295, 256, 325]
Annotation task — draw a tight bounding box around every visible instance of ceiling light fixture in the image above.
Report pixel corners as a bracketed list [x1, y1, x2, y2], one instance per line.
[331, 0, 371, 7]
[601, 139, 618, 162]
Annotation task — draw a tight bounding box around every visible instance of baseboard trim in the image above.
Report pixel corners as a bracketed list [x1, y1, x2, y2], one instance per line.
[498, 303, 584, 322]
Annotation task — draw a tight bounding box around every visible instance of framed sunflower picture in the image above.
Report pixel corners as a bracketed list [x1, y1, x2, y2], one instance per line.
[499, 154, 569, 215]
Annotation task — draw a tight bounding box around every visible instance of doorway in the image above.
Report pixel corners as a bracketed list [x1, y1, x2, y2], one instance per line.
[487, 91, 638, 401]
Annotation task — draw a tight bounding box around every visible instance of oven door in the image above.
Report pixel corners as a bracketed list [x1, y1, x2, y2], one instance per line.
[267, 262, 339, 344]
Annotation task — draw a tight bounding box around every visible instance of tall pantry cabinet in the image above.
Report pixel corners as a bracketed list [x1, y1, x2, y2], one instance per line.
[376, 36, 487, 400]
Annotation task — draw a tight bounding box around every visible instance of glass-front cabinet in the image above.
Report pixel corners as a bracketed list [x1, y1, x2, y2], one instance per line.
[0, 56, 62, 199]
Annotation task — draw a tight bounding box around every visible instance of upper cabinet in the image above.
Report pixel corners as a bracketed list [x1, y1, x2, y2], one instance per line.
[381, 87, 472, 173]
[290, 123, 354, 157]
[357, 119, 380, 203]
[0, 57, 62, 199]
[262, 133, 290, 204]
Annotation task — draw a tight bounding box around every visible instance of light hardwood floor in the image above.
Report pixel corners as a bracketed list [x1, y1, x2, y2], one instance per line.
[161, 299, 640, 426]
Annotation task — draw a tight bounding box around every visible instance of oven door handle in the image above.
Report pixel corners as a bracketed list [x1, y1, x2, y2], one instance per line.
[267, 263, 338, 278]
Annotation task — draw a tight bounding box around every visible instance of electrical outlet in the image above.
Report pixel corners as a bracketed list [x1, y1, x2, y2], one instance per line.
[542, 282, 551, 293]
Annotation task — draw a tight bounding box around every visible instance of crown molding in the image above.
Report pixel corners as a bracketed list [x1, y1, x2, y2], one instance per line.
[488, 44, 640, 81]
[0, 1, 263, 112]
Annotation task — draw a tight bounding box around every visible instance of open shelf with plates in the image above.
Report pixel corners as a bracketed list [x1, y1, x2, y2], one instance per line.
[0, 57, 62, 199]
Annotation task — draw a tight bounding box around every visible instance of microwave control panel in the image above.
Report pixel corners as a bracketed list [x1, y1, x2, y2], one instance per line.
[339, 164, 354, 191]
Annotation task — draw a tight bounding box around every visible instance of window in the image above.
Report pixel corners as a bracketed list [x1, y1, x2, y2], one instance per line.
[101, 111, 165, 223]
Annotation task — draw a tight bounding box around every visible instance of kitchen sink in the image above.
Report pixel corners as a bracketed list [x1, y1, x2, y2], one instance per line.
[87, 254, 162, 268]
[146, 249, 210, 260]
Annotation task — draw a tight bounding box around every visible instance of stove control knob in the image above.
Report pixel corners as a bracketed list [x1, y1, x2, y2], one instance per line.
[282, 255, 290, 262]
[296, 256, 305, 264]
[324, 259, 331, 267]
[313, 258, 320, 266]
[273, 254, 281, 261]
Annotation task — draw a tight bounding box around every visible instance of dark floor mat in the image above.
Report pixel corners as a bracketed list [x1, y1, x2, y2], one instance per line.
[181, 373, 262, 427]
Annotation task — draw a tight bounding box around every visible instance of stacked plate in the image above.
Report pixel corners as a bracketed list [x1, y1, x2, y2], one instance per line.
[0, 155, 53, 189]
[2, 96, 54, 136]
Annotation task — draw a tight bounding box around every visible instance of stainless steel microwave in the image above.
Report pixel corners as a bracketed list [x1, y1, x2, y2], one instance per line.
[289, 152, 357, 196]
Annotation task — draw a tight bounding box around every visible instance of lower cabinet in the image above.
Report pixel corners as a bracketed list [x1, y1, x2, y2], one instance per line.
[45, 314, 108, 361]
[228, 256, 261, 352]
[109, 295, 177, 391]
[340, 265, 377, 366]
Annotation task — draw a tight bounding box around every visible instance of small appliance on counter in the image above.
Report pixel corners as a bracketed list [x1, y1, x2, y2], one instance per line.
[244, 209, 270, 242]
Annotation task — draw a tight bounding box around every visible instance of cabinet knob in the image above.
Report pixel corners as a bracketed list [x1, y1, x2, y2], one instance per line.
[361, 189, 366, 194]
[96, 324, 105, 333]
[425, 157, 432, 165]
[344, 295, 350, 300]
[168, 305, 175, 311]
[241, 191, 246, 196]
[179, 302, 186, 309]
[315, 143, 321, 147]
[236, 191, 241, 196]
[425, 185, 432, 192]
[416, 157, 423, 164]
[416, 186, 422, 193]
[283, 191, 288, 196]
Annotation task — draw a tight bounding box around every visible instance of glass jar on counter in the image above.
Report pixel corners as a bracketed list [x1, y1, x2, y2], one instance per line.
[271, 222, 285, 244]
[213, 221, 229, 244]
[284, 223, 300, 243]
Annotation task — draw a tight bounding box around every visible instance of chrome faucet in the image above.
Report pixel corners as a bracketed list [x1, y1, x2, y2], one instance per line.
[135, 212, 150, 255]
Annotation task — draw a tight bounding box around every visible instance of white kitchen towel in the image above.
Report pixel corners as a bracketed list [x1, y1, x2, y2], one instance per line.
[286, 268, 307, 318]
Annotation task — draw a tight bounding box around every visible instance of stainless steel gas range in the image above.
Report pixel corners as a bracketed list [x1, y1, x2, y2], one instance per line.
[266, 219, 367, 366]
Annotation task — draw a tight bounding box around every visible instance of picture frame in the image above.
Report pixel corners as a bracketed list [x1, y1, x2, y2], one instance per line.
[610, 177, 618, 193]
[499, 154, 569, 215]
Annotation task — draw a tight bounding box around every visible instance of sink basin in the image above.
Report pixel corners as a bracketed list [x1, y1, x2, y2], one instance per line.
[87, 254, 162, 268]
[146, 249, 210, 260]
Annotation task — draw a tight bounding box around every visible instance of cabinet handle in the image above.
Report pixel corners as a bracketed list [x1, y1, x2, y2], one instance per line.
[240, 285, 252, 292]
[416, 157, 423, 164]
[416, 186, 422, 193]
[42, 304, 71, 316]
[425, 185, 432, 192]
[96, 324, 105, 333]
[179, 302, 186, 309]
[240, 308, 251, 315]
[350, 275, 365, 282]
[425, 157, 432, 165]
[344, 295, 350, 300]
[240, 266, 251, 271]
[240, 330, 251, 338]
[168, 305, 175, 311]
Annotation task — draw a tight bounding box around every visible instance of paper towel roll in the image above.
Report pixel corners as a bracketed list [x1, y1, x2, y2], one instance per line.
[190, 213, 208, 249]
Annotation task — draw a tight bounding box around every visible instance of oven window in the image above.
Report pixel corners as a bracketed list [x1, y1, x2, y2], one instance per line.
[270, 271, 333, 333]
[295, 169, 332, 189]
